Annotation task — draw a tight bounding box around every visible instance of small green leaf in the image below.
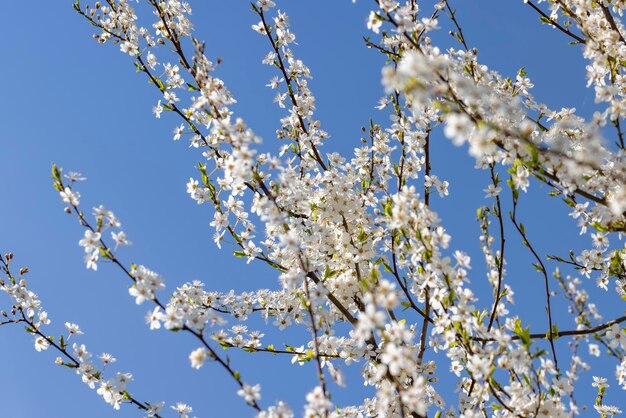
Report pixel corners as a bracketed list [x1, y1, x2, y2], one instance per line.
[513, 318, 531, 347]
[51, 164, 62, 181]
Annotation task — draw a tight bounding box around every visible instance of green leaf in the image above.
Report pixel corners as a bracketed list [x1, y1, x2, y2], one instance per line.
[51, 163, 62, 181]
[513, 318, 531, 347]
[383, 199, 393, 217]
[323, 265, 337, 279]
[99, 247, 111, 259]
[550, 324, 559, 338]
[590, 222, 608, 232]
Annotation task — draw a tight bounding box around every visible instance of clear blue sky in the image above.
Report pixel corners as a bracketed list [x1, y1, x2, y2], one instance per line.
[0, 1, 622, 417]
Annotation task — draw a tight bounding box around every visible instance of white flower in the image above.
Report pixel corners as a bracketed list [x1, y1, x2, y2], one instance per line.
[153, 100, 163, 118]
[592, 376, 608, 388]
[484, 184, 501, 198]
[606, 324, 626, 349]
[189, 347, 208, 369]
[99, 352, 117, 365]
[111, 231, 131, 248]
[164, 91, 179, 104]
[594, 404, 622, 416]
[65, 322, 83, 339]
[72, 343, 92, 362]
[79, 230, 101, 253]
[237, 383, 261, 404]
[97, 380, 123, 409]
[120, 41, 139, 56]
[64, 171, 86, 182]
[367, 11, 382, 34]
[171, 402, 193, 418]
[145, 307, 162, 330]
[85, 249, 99, 271]
[146, 402, 165, 417]
[60, 187, 80, 206]
[34, 336, 50, 352]
[450, 360, 464, 377]
[443, 113, 472, 146]
[161, 307, 183, 330]
[256, 0, 275, 11]
[173, 124, 184, 141]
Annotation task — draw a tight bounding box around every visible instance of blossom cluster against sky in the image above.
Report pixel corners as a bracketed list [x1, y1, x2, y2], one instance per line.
[0, 1, 621, 417]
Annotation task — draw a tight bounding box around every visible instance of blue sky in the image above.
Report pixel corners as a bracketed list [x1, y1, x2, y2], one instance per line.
[0, 1, 623, 417]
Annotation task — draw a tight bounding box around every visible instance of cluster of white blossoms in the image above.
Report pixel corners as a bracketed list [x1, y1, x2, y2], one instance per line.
[0, 253, 168, 417]
[3, 0, 626, 417]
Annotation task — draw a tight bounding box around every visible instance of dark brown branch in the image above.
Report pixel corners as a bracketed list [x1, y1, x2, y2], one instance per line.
[525, 1, 586, 44]
[510, 192, 559, 372]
